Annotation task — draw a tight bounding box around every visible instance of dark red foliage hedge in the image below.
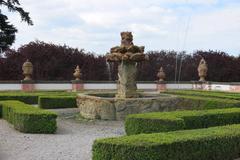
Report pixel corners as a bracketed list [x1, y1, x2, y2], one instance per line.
[0, 41, 239, 82]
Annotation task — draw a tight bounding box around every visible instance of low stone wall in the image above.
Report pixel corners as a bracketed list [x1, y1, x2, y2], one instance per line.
[0, 81, 240, 92]
[77, 93, 180, 120]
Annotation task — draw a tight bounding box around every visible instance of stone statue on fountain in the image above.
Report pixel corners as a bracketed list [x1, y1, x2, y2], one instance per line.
[106, 32, 148, 98]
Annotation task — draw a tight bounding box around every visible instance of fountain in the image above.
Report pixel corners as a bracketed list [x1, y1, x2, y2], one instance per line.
[106, 31, 147, 98]
[77, 32, 179, 120]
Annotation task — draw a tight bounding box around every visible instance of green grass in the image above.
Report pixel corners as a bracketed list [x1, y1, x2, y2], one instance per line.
[93, 124, 240, 160]
[0, 100, 57, 133]
[125, 108, 240, 135]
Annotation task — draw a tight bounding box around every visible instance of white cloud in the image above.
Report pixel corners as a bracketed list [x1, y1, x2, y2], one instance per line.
[2, 0, 240, 55]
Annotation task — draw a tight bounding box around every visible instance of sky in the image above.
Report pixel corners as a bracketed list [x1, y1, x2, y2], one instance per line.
[2, 0, 240, 55]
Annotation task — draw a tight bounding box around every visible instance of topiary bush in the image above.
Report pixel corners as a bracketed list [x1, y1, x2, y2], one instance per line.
[0, 100, 57, 133]
[125, 108, 240, 135]
[93, 124, 240, 160]
[38, 96, 77, 109]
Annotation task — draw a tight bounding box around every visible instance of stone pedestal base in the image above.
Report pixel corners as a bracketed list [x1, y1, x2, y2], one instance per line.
[157, 82, 167, 92]
[117, 62, 138, 98]
[21, 80, 35, 92]
[72, 80, 84, 92]
[192, 81, 211, 90]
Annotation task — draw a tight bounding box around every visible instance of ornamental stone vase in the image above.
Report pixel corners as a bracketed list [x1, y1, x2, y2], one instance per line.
[73, 65, 82, 80]
[157, 67, 166, 82]
[198, 58, 208, 82]
[22, 59, 33, 81]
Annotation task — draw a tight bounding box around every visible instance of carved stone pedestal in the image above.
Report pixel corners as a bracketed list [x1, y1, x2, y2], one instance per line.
[72, 80, 84, 92]
[192, 81, 211, 90]
[21, 80, 35, 92]
[157, 82, 167, 92]
[116, 61, 138, 98]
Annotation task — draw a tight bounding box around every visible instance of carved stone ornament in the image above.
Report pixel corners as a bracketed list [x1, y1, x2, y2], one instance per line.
[106, 32, 148, 62]
[73, 65, 82, 80]
[106, 32, 148, 98]
[198, 58, 208, 82]
[22, 59, 33, 81]
[157, 67, 166, 82]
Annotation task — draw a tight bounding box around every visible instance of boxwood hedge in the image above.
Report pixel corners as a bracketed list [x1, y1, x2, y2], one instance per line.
[167, 90, 240, 100]
[0, 95, 39, 104]
[125, 108, 240, 135]
[0, 100, 57, 133]
[38, 96, 77, 109]
[176, 95, 240, 110]
[93, 124, 240, 160]
[0, 91, 77, 104]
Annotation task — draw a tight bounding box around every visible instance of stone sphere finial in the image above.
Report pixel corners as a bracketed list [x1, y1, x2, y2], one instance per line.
[73, 65, 82, 80]
[22, 59, 33, 81]
[157, 67, 166, 82]
[198, 58, 208, 82]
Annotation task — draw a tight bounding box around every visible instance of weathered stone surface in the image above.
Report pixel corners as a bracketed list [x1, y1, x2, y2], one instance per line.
[198, 58, 208, 82]
[77, 95, 116, 120]
[106, 32, 148, 98]
[116, 62, 138, 98]
[22, 59, 33, 81]
[77, 93, 181, 121]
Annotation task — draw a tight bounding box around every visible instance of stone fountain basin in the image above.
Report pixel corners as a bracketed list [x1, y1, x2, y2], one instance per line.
[77, 92, 180, 121]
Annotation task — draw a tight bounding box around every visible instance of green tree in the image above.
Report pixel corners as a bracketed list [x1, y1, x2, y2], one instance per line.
[0, 0, 33, 52]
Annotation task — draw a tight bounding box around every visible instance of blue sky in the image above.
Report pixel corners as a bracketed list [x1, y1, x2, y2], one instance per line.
[3, 0, 240, 55]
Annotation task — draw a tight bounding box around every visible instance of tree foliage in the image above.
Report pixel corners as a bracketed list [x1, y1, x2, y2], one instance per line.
[0, 0, 33, 52]
[0, 41, 239, 82]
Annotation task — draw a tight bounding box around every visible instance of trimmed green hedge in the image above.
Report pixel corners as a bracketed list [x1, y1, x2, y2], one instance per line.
[0, 95, 39, 104]
[0, 91, 78, 104]
[176, 95, 240, 110]
[0, 100, 57, 133]
[93, 124, 240, 160]
[125, 108, 240, 135]
[166, 90, 240, 100]
[38, 96, 77, 109]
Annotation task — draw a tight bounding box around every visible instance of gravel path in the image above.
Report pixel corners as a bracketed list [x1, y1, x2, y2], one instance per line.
[0, 116, 125, 160]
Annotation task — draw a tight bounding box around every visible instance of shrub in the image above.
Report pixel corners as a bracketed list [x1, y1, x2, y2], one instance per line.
[125, 108, 240, 135]
[38, 96, 77, 109]
[0, 91, 77, 104]
[176, 95, 240, 110]
[0, 95, 39, 104]
[166, 90, 240, 100]
[93, 124, 240, 160]
[0, 100, 57, 133]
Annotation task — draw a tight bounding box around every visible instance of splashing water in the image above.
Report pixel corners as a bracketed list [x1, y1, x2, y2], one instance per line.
[106, 60, 112, 81]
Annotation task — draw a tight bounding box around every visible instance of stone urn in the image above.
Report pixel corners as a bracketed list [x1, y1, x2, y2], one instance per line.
[22, 59, 33, 81]
[73, 65, 82, 80]
[198, 58, 208, 82]
[157, 67, 166, 82]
